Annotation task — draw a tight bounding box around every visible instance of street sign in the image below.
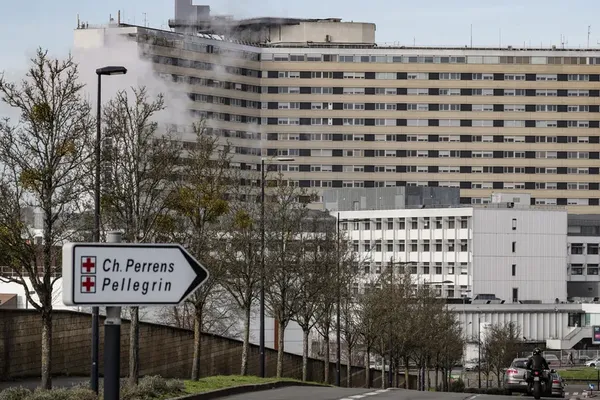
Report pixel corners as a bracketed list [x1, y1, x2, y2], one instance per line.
[62, 243, 209, 306]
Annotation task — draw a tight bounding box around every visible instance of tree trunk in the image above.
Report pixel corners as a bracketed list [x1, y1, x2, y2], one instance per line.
[41, 310, 52, 389]
[381, 355, 385, 389]
[434, 366, 439, 391]
[346, 346, 351, 388]
[240, 303, 251, 376]
[302, 328, 309, 381]
[191, 306, 203, 380]
[276, 320, 285, 378]
[128, 307, 139, 385]
[426, 362, 431, 390]
[365, 348, 371, 388]
[323, 331, 330, 384]
[404, 357, 410, 389]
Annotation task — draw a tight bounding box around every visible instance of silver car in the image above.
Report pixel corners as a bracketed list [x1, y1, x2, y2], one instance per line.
[550, 372, 566, 398]
[504, 357, 530, 395]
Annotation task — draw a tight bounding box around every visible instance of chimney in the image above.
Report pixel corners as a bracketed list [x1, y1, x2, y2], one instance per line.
[118, 10, 121, 24]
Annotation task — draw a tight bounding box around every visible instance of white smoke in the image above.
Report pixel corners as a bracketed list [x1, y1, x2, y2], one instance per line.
[73, 27, 196, 137]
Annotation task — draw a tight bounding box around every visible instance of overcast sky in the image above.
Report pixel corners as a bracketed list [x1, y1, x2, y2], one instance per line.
[2, 0, 600, 72]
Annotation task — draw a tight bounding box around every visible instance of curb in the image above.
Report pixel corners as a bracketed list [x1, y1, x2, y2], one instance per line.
[170, 381, 330, 400]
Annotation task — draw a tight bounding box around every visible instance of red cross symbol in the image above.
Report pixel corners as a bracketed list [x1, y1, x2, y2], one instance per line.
[81, 276, 96, 293]
[81, 256, 96, 274]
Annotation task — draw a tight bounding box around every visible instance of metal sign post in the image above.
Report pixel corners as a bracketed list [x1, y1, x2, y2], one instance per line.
[62, 238, 209, 400]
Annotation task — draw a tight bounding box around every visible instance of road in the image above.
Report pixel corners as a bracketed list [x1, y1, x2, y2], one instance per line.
[219, 386, 596, 400]
[218, 387, 471, 400]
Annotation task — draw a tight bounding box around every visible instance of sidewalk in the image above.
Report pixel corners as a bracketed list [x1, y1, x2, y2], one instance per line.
[0, 376, 99, 391]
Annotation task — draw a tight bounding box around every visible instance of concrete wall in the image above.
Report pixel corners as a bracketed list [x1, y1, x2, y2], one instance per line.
[472, 207, 568, 303]
[0, 309, 413, 388]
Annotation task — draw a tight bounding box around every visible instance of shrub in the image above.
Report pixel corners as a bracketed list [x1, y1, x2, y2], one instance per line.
[0, 387, 31, 400]
[449, 379, 465, 392]
[121, 376, 184, 400]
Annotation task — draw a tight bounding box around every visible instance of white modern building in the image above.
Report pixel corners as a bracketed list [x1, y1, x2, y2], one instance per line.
[336, 201, 568, 304]
[451, 302, 600, 351]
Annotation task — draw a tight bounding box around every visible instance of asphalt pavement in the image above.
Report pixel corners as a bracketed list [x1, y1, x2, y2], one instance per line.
[218, 385, 598, 400]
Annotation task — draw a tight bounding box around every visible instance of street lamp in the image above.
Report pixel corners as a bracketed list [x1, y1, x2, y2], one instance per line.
[478, 310, 482, 389]
[259, 156, 295, 378]
[336, 212, 341, 387]
[91, 65, 127, 394]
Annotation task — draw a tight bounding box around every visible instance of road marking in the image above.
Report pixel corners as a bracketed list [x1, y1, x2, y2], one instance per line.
[338, 389, 391, 400]
[465, 395, 479, 400]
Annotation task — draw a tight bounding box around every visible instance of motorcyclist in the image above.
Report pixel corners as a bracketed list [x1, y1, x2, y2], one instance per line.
[526, 348, 551, 389]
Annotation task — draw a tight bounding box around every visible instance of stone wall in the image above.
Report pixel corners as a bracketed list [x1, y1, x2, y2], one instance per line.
[0, 309, 415, 388]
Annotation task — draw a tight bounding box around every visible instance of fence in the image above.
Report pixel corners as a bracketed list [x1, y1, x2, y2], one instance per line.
[518, 350, 600, 366]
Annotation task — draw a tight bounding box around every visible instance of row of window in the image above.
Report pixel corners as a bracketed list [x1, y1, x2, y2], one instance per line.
[183, 106, 600, 129]
[355, 262, 468, 276]
[141, 33, 260, 61]
[569, 264, 600, 275]
[268, 102, 599, 113]
[160, 71, 600, 99]
[354, 240, 469, 253]
[342, 217, 468, 231]
[267, 117, 600, 128]
[269, 148, 600, 160]
[149, 54, 261, 77]
[268, 71, 599, 82]
[570, 243, 600, 255]
[289, 165, 593, 175]
[267, 86, 599, 97]
[262, 53, 600, 66]
[272, 133, 596, 144]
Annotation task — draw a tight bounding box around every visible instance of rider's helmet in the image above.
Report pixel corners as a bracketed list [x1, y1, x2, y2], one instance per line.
[533, 347, 542, 355]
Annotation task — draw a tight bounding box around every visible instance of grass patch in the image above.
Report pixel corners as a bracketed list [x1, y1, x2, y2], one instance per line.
[183, 375, 327, 394]
[558, 368, 600, 381]
[0, 375, 327, 400]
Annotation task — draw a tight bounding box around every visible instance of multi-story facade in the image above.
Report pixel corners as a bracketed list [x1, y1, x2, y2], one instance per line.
[336, 202, 568, 304]
[74, 0, 600, 215]
[567, 215, 600, 297]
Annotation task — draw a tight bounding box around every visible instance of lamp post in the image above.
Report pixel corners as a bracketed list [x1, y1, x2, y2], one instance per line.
[259, 156, 295, 378]
[478, 310, 482, 389]
[336, 212, 341, 387]
[91, 65, 127, 394]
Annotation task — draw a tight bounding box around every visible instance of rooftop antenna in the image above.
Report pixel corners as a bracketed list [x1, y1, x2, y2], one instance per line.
[470, 24, 473, 47]
[499, 28, 501, 47]
[143, 12, 147, 27]
[413, 37, 415, 46]
[588, 25, 592, 47]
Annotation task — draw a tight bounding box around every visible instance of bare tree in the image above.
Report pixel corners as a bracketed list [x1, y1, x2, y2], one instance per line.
[156, 290, 243, 338]
[355, 274, 383, 388]
[165, 125, 232, 381]
[484, 322, 522, 387]
[292, 210, 336, 381]
[100, 86, 180, 385]
[264, 177, 311, 378]
[218, 184, 261, 376]
[0, 48, 93, 389]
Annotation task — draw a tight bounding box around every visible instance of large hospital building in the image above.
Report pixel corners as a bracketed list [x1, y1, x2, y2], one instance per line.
[73, 0, 600, 214]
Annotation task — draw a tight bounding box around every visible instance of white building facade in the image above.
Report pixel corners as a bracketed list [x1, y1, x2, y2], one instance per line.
[337, 203, 568, 303]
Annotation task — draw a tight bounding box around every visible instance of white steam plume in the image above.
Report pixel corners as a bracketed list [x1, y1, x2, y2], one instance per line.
[73, 28, 196, 137]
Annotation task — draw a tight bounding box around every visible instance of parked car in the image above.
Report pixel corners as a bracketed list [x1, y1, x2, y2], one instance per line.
[464, 359, 478, 371]
[586, 358, 600, 367]
[579, 355, 593, 364]
[504, 358, 530, 395]
[545, 354, 561, 368]
[550, 371, 566, 398]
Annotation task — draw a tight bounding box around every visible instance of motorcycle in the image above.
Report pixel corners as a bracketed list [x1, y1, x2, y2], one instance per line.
[525, 368, 555, 399]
